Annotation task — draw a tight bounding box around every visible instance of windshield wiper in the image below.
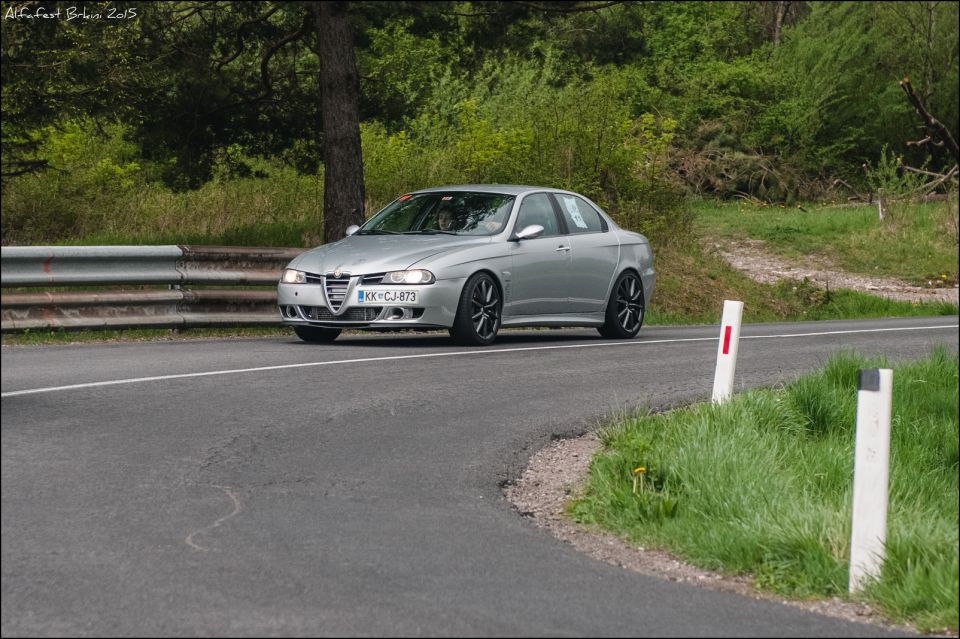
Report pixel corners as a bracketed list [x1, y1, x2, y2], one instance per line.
[403, 230, 459, 235]
[357, 229, 400, 235]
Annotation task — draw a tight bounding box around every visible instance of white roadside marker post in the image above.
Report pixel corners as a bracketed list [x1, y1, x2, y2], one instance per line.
[849, 368, 893, 593]
[711, 300, 744, 404]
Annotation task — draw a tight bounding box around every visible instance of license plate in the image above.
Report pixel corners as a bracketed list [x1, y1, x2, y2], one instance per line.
[357, 289, 418, 304]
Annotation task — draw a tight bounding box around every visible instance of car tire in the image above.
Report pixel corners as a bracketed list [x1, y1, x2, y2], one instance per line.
[598, 271, 645, 339]
[294, 326, 342, 343]
[450, 272, 501, 346]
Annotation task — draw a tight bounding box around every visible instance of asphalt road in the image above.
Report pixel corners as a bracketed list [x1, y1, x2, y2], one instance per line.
[2, 316, 957, 637]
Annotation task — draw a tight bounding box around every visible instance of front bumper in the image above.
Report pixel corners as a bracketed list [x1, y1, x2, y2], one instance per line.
[277, 277, 466, 329]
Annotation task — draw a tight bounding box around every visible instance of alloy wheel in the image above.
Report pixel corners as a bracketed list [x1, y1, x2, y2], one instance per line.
[470, 277, 501, 341]
[616, 274, 644, 334]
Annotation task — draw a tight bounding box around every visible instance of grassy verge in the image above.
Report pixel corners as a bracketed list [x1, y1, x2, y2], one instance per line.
[693, 198, 960, 287]
[644, 239, 958, 326]
[569, 349, 959, 634]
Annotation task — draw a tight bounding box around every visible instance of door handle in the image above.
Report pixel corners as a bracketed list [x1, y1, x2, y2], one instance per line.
[555, 245, 571, 252]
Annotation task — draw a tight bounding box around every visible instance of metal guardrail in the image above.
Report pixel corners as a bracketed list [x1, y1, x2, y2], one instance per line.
[0, 245, 305, 332]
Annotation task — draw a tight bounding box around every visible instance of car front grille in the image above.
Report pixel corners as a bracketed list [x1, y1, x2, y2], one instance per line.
[324, 276, 350, 311]
[299, 271, 387, 312]
[299, 306, 382, 322]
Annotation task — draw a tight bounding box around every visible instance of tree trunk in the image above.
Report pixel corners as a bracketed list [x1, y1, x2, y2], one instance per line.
[773, 1, 788, 47]
[315, 1, 365, 245]
[923, 0, 935, 106]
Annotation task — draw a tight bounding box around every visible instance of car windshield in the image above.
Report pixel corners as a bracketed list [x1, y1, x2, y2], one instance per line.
[358, 192, 515, 236]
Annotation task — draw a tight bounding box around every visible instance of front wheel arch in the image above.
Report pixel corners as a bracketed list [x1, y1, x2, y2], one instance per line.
[449, 271, 503, 346]
[447, 267, 505, 324]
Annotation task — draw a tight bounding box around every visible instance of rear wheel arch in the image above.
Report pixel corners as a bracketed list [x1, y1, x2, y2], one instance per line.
[598, 269, 645, 339]
[603, 267, 641, 312]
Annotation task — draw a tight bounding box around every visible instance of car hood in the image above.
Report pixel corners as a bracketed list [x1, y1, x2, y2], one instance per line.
[290, 234, 492, 275]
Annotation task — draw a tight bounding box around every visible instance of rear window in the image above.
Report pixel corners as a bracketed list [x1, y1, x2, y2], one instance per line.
[555, 194, 605, 234]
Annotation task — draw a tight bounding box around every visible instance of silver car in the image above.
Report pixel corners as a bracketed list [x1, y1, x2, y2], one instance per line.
[277, 185, 655, 345]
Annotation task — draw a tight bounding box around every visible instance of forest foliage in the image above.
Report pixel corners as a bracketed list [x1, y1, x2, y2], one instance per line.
[1, 0, 958, 245]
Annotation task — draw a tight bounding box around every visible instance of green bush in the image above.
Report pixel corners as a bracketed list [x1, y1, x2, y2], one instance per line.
[2, 119, 322, 246]
[2, 120, 142, 243]
[363, 59, 690, 244]
[863, 145, 929, 198]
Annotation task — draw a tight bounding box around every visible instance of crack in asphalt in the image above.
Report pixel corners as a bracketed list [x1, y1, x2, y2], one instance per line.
[184, 485, 243, 552]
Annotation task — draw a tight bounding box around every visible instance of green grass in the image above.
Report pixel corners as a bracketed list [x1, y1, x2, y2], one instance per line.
[693, 198, 960, 286]
[570, 349, 959, 634]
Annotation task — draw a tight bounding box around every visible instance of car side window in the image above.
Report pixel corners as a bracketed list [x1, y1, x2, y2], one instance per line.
[555, 194, 605, 234]
[515, 193, 560, 237]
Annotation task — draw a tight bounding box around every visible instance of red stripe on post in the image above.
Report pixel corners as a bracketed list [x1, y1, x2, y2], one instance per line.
[722, 325, 732, 355]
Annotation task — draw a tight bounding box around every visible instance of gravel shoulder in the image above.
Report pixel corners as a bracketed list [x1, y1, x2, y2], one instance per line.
[503, 433, 957, 637]
[708, 237, 959, 305]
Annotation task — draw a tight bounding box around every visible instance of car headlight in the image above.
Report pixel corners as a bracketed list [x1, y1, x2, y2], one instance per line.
[281, 268, 306, 284]
[382, 269, 436, 285]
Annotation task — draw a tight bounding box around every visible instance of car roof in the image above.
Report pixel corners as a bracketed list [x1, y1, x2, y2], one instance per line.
[411, 184, 565, 196]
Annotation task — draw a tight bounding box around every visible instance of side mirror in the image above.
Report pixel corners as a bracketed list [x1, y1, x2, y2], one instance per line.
[510, 224, 545, 241]
[345, 225, 360, 237]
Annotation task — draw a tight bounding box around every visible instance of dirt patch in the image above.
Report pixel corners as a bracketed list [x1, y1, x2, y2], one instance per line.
[708, 237, 958, 305]
[504, 432, 957, 637]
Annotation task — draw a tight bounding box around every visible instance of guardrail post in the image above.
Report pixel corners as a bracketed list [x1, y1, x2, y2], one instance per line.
[849, 368, 893, 593]
[711, 300, 743, 404]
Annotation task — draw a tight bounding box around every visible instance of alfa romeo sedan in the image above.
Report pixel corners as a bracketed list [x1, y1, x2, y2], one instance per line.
[277, 185, 655, 345]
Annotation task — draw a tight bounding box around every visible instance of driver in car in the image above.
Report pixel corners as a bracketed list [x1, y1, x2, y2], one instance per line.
[438, 206, 456, 231]
[437, 202, 502, 233]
